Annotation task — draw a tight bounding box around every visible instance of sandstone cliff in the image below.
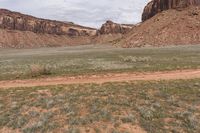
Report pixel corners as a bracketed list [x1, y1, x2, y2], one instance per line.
[0, 9, 97, 36]
[0, 9, 99, 48]
[0, 9, 137, 48]
[90, 21, 134, 45]
[142, 0, 200, 21]
[98, 21, 134, 34]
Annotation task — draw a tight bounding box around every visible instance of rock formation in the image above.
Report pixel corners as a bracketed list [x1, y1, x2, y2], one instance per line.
[142, 0, 200, 21]
[0, 9, 136, 48]
[0, 9, 100, 48]
[119, 6, 200, 47]
[98, 20, 134, 34]
[0, 9, 97, 37]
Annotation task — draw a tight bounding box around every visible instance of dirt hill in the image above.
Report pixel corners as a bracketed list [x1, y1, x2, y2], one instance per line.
[119, 6, 200, 47]
[0, 29, 95, 48]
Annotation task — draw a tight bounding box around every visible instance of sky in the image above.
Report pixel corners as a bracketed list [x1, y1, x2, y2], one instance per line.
[0, 0, 149, 28]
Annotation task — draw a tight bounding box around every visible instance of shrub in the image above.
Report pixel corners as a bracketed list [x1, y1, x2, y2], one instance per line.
[121, 114, 135, 123]
[67, 127, 80, 133]
[138, 103, 164, 121]
[29, 64, 52, 77]
[138, 107, 155, 121]
[120, 56, 151, 63]
[175, 111, 199, 130]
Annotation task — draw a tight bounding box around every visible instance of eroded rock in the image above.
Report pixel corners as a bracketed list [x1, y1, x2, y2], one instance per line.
[0, 9, 97, 36]
[98, 20, 134, 34]
[142, 0, 200, 21]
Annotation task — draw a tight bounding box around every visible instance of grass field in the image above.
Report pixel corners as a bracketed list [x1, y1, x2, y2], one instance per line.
[0, 45, 200, 80]
[0, 79, 200, 133]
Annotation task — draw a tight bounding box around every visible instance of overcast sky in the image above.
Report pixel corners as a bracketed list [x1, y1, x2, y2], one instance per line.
[0, 0, 149, 28]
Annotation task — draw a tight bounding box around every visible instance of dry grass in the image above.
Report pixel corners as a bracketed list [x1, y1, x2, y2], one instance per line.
[0, 45, 200, 80]
[120, 56, 151, 63]
[0, 79, 199, 132]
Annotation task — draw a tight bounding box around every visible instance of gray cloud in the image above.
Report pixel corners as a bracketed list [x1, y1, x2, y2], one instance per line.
[0, 0, 149, 28]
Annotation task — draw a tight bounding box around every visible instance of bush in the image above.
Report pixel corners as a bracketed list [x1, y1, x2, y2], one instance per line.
[121, 114, 135, 123]
[29, 64, 52, 77]
[67, 127, 80, 133]
[175, 111, 199, 130]
[120, 56, 151, 63]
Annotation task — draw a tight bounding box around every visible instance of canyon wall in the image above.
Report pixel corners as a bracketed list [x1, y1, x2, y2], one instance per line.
[0, 9, 97, 37]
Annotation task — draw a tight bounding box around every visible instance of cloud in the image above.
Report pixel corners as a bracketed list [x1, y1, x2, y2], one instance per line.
[0, 0, 149, 28]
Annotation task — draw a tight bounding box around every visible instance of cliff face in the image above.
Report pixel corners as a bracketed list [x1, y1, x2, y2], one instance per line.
[0, 9, 97, 36]
[98, 21, 134, 34]
[0, 9, 135, 48]
[142, 0, 200, 21]
[0, 9, 99, 48]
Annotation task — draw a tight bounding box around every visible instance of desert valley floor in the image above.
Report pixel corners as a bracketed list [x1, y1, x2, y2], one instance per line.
[1, 0, 200, 132]
[0, 45, 200, 133]
[0, 45, 200, 80]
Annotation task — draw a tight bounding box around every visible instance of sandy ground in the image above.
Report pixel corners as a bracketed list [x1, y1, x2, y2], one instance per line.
[0, 69, 200, 89]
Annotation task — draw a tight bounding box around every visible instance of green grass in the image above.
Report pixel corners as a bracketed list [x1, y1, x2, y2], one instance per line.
[0, 79, 200, 132]
[0, 45, 200, 80]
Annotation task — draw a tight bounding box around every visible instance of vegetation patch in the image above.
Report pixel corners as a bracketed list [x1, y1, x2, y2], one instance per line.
[0, 79, 200, 132]
[0, 45, 200, 80]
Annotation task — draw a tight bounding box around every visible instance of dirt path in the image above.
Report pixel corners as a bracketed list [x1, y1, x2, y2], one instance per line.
[0, 69, 200, 88]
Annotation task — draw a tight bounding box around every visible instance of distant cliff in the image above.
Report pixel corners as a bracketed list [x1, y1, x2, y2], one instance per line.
[142, 0, 200, 21]
[0, 9, 136, 48]
[0, 9, 97, 36]
[98, 20, 134, 34]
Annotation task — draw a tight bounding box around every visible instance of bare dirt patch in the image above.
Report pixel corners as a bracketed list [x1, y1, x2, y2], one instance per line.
[119, 124, 147, 133]
[0, 127, 21, 133]
[0, 69, 200, 88]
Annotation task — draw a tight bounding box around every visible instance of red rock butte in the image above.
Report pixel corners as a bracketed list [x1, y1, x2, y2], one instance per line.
[142, 0, 200, 21]
[98, 20, 134, 35]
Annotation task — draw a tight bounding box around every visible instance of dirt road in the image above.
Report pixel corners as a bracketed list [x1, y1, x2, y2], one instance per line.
[0, 69, 200, 88]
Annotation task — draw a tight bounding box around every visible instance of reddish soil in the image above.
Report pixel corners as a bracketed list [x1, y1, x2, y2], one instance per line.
[0, 69, 199, 88]
[120, 7, 200, 47]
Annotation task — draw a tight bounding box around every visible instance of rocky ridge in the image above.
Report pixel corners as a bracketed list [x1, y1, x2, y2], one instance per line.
[0, 9, 134, 48]
[0, 9, 97, 37]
